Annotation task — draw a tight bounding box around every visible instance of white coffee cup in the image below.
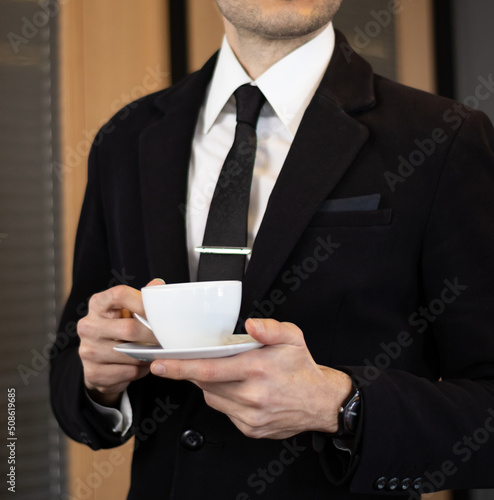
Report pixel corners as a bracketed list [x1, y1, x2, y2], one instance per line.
[137, 280, 242, 349]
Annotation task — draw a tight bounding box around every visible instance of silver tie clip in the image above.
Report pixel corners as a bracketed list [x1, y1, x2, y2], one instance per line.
[194, 246, 252, 255]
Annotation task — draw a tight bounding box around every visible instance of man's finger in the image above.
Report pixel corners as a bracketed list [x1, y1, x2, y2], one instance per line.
[150, 319, 305, 381]
[89, 278, 165, 317]
[150, 352, 255, 382]
[81, 342, 153, 366]
[244, 318, 305, 347]
[145, 278, 166, 287]
[79, 315, 157, 344]
[85, 362, 151, 386]
[89, 285, 145, 317]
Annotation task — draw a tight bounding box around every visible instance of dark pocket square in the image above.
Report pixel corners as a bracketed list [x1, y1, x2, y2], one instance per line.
[318, 194, 381, 213]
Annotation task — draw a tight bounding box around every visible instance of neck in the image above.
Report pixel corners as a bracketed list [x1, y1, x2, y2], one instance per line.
[224, 19, 328, 80]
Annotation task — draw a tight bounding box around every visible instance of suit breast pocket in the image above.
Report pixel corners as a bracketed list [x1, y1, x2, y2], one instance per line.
[308, 208, 393, 227]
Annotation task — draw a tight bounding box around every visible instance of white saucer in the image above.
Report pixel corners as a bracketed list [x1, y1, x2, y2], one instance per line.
[114, 335, 263, 361]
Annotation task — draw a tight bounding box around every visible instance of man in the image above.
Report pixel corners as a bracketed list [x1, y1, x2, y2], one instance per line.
[50, 1, 494, 498]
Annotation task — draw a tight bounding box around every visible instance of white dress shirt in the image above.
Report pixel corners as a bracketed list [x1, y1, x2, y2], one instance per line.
[187, 23, 335, 280]
[92, 23, 336, 434]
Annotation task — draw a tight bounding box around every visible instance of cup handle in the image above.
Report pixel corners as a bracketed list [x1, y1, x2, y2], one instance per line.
[133, 312, 153, 331]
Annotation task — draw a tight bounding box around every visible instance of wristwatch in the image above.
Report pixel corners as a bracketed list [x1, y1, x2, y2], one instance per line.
[337, 387, 361, 436]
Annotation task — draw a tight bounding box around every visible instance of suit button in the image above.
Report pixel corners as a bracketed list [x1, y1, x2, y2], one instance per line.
[412, 477, 423, 491]
[400, 478, 412, 491]
[181, 430, 204, 450]
[374, 477, 387, 490]
[387, 478, 399, 491]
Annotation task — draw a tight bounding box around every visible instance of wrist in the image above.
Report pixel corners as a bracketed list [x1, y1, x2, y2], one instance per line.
[332, 373, 355, 434]
[317, 369, 353, 434]
[86, 387, 123, 409]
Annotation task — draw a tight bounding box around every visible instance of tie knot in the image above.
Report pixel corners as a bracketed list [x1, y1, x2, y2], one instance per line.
[234, 84, 266, 128]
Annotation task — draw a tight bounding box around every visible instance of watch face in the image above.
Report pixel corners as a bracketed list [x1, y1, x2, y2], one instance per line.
[343, 392, 360, 435]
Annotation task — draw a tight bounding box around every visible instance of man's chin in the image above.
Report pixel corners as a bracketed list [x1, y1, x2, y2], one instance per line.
[217, 0, 342, 41]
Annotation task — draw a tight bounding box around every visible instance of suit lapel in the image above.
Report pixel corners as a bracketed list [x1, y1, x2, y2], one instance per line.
[242, 33, 376, 316]
[139, 55, 217, 282]
[139, 32, 376, 309]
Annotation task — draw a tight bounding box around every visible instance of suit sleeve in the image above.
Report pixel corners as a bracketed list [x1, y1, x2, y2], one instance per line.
[49, 142, 133, 450]
[322, 110, 494, 494]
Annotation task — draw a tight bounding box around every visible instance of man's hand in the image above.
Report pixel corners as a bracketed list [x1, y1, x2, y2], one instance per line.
[150, 318, 353, 439]
[78, 278, 163, 408]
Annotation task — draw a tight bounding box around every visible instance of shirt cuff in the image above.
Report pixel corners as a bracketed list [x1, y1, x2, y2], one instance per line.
[86, 390, 133, 435]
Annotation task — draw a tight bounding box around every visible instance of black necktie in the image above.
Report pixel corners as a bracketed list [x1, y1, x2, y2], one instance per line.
[197, 84, 266, 281]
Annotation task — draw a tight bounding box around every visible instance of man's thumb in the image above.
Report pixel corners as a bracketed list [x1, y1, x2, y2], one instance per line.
[244, 318, 304, 346]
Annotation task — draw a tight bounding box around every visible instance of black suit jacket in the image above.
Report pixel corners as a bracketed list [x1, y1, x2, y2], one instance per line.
[50, 32, 494, 499]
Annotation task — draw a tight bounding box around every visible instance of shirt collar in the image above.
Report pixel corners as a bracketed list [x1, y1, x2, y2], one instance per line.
[202, 23, 335, 137]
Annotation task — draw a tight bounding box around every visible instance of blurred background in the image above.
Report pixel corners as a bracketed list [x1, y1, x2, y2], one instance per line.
[0, 0, 493, 498]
